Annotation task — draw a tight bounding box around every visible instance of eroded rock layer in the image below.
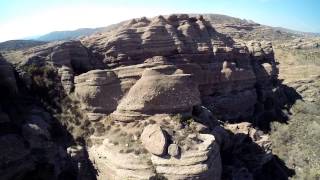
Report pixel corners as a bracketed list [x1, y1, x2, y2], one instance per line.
[80, 14, 277, 121]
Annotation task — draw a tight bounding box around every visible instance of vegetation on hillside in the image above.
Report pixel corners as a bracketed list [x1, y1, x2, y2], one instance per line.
[270, 82, 320, 180]
[21, 64, 94, 142]
[0, 40, 46, 51]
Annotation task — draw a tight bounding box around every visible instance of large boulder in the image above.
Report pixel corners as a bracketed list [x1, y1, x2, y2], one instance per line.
[151, 134, 222, 180]
[140, 124, 168, 156]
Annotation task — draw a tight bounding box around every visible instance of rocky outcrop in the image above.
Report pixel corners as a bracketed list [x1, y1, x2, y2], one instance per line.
[88, 115, 222, 180]
[58, 66, 74, 93]
[8, 40, 105, 93]
[74, 69, 121, 114]
[76, 15, 280, 179]
[80, 14, 277, 121]
[20, 40, 103, 71]
[151, 133, 221, 180]
[89, 137, 155, 180]
[112, 65, 201, 121]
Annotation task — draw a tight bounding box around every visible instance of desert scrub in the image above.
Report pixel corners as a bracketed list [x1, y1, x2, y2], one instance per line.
[291, 100, 320, 116]
[171, 113, 194, 126]
[20, 64, 93, 141]
[22, 64, 59, 101]
[270, 99, 320, 179]
[124, 148, 134, 154]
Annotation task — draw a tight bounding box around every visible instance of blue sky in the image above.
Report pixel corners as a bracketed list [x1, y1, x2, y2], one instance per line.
[0, 0, 319, 42]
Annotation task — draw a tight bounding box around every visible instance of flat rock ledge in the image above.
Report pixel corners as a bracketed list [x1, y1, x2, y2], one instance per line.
[89, 130, 221, 180]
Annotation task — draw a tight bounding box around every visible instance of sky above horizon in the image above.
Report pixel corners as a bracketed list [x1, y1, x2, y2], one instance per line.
[0, 0, 319, 42]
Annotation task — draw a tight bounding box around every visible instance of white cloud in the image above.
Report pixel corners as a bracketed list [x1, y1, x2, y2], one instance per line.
[0, 5, 176, 42]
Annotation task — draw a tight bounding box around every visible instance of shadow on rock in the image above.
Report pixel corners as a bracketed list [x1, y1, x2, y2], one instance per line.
[220, 132, 295, 180]
[252, 79, 302, 132]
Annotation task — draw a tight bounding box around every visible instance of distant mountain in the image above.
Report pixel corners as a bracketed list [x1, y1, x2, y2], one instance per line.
[35, 23, 125, 42]
[36, 28, 103, 42]
[0, 40, 47, 51]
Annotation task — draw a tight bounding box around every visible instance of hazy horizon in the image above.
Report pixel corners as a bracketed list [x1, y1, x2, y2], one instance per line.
[1, 0, 319, 42]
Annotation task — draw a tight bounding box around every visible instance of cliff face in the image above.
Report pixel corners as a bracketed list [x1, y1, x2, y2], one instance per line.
[0, 14, 285, 180]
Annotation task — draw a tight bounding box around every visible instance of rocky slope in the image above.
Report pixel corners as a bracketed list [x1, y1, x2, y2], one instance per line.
[0, 40, 47, 51]
[0, 14, 307, 180]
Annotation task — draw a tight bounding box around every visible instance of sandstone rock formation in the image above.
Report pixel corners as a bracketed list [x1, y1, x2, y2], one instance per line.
[88, 115, 222, 180]
[4, 40, 105, 93]
[80, 14, 278, 121]
[0, 14, 286, 180]
[75, 69, 121, 114]
[112, 65, 201, 121]
[80, 14, 279, 179]
[151, 133, 221, 180]
[0, 53, 18, 95]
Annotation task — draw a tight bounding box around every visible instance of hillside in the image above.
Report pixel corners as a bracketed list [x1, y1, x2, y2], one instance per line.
[36, 28, 102, 42]
[0, 40, 47, 51]
[35, 23, 127, 42]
